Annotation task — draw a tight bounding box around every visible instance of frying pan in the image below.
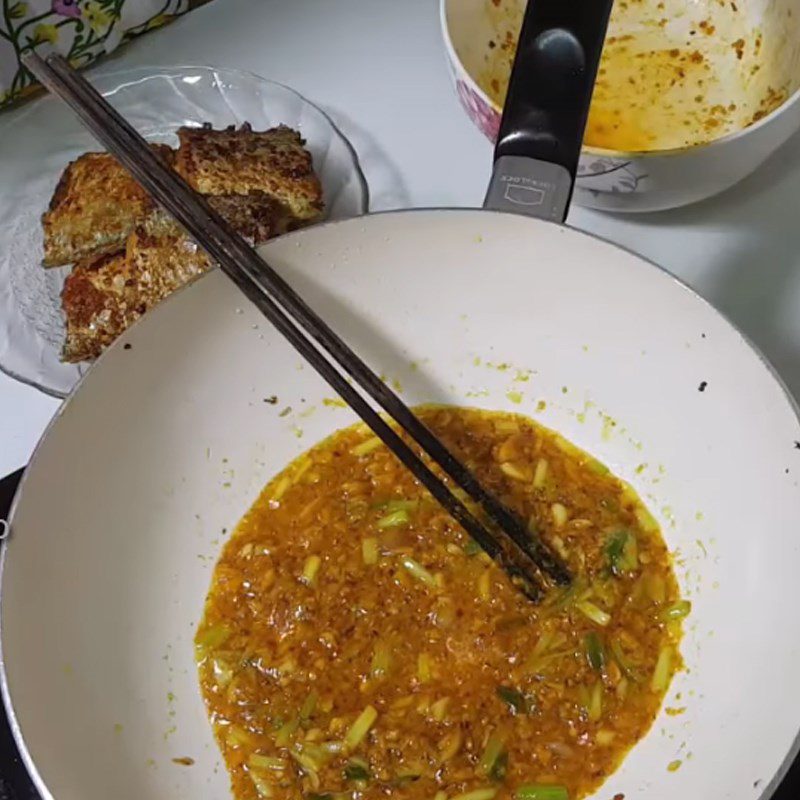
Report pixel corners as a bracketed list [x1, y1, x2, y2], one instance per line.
[3, 2, 800, 800]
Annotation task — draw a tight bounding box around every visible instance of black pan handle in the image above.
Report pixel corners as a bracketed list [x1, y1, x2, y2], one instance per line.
[484, 0, 614, 222]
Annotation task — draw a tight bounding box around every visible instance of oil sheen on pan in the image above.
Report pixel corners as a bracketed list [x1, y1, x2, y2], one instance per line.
[195, 406, 688, 800]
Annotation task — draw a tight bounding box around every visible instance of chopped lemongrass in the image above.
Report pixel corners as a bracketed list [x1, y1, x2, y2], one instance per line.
[362, 537, 379, 565]
[587, 459, 610, 476]
[577, 600, 611, 627]
[196, 623, 231, 650]
[596, 729, 616, 746]
[651, 645, 674, 692]
[250, 772, 274, 798]
[377, 509, 410, 528]
[400, 556, 437, 587]
[439, 729, 462, 761]
[431, 697, 450, 721]
[635, 506, 659, 533]
[551, 503, 569, 528]
[211, 656, 234, 687]
[299, 690, 318, 721]
[533, 458, 549, 488]
[584, 632, 605, 671]
[478, 731, 507, 778]
[478, 569, 492, 600]
[645, 573, 666, 604]
[588, 681, 604, 722]
[344, 757, 371, 781]
[370, 641, 392, 678]
[270, 475, 291, 503]
[659, 599, 692, 622]
[350, 437, 383, 457]
[292, 458, 312, 484]
[418, 653, 433, 683]
[451, 788, 497, 800]
[515, 784, 569, 800]
[500, 462, 528, 481]
[344, 705, 378, 750]
[496, 685, 530, 715]
[248, 754, 287, 771]
[274, 716, 300, 747]
[302, 555, 322, 587]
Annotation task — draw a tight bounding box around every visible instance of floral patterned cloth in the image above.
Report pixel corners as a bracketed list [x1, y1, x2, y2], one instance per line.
[0, 0, 204, 108]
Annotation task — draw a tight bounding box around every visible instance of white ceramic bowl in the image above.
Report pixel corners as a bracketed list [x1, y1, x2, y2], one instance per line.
[3, 210, 800, 800]
[441, 0, 800, 212]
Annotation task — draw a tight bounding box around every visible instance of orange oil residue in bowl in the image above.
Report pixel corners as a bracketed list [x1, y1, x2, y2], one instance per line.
[477, 0, 799, 154]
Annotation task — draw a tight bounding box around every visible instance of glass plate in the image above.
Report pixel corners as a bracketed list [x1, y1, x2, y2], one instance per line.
[0, 65, 367, 398]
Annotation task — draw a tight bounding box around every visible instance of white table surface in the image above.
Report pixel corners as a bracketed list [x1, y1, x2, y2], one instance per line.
[2, 0, 800, 477]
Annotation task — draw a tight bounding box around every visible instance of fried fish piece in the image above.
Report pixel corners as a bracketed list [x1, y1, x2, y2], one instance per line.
[60, 194, 291, 363]
[42, 144, 174, 267]
[173, 123, 323, 225]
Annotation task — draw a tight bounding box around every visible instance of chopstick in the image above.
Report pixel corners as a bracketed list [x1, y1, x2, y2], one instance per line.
[24, 51, 570, 598]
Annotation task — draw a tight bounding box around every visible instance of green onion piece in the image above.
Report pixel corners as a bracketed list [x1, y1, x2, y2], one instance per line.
[370, 641, 392, 678]
[248, 754, 287, 771]
[362, 537, 379, 565]
[651, 645, 674, 693]
[478, 731, 507, 777]
[659, 599, 692, 622]
[576, 600, 611, 627]
[377, 509, 410, 529]
[289, 743, 329, 774]
[351, 437, 382, 457]
[301, 555, 321, 586]
[450, 788, 498, 800]
[196, 623, 231, 650]
[227, 725, 256, 748]
[399, 556, 436, 587]
[274, 716, 300, 747]
[344, 757, 371, 781]
[380, 499, 419, 513]
[463, 539, 482, 556]
[584, 632, 605, 672]
[604, 530, 639, 575]
[515, 784, 569, 800]
[392, 773, 422, 786]
[250, 772, 273, 798]
[299, 690, 318, 721]
[496, 685, 530, 715]
[344, 705, 378, 750]
[588, 681, 603, 722]
[610, 640, 640, 682]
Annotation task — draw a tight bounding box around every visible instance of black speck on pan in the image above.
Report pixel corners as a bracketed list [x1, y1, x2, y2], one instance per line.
[698, 381, 708, 392]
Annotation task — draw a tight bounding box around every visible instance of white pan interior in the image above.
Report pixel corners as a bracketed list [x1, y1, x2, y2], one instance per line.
[2, 210, 800, 800]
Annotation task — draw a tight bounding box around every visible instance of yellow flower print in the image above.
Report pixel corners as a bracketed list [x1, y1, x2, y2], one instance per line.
[82, 1, 113, 34]
[33, 23, 59, 44]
